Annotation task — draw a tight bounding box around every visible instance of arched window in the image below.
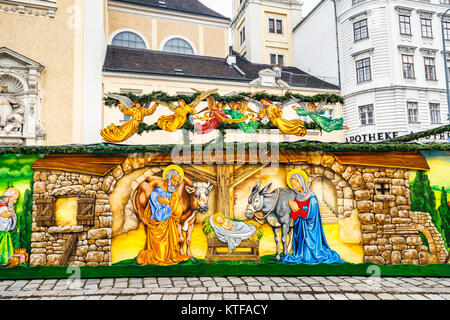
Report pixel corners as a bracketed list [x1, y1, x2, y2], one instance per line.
[162, 38, 194, 54]
[112, 31, 147, 49]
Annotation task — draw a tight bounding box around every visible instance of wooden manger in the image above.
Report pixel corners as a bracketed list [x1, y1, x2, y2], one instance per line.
[203, 219, 262, 263]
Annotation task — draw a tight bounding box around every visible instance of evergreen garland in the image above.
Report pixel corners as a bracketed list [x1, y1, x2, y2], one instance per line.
[0, 139, 448, 155]
[136, 120, 320, 136]
[104, 90, 345, 106]
[387, 124, 450, 143]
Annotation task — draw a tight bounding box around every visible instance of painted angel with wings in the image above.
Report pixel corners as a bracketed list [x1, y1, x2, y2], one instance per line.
[155, 88, 217, 132]
[293, 101, 349, 133]
[191, 89, 229, 134]
[244, 96, 307, 136]
[100, 93, 159, 142]
[222, 92, 264, 133]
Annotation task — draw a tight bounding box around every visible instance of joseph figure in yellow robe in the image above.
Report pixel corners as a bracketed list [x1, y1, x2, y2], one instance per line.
[136, 165, 190, 266]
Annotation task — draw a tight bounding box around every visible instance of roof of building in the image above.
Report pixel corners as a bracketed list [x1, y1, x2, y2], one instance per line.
[113, 0, 230, 20]
[103, 45, 339, 90]
[31, 154, 128, 176]
[30, 151, 430, 175]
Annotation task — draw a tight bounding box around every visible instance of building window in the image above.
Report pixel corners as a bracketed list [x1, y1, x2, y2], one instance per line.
[430, 103, 441, 123]
[441, 0, 450, 4]
[420, 18, 433, 38]
[112, 31, 147, 49]
[407, 102, 419, 123]
[402, 55, 415, 78]
[276, 20, 283, 34]
[399, 15, 411, 35]
[163, 38, 194, 54]
[270, 54, 276, 65]
[444, 21, 450, 40]
[270, 54, 284, 66]
[356, 57, 371, 82]
[359, 105, 374, 125]
[424, 57, 436, 80]
[240, 27, 246, 45]
[269, 19, 275, 33]
[269, 18, 283, 34]
[354, 19, 368, 41]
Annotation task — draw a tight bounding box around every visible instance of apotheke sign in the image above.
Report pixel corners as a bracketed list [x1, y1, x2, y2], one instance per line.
[346, 131, 450, 143]
[346, 132, 399, 143]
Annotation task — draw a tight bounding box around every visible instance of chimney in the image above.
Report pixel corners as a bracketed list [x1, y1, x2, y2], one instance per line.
[226, 46, 236, 66]
[273, 66, 282, 78]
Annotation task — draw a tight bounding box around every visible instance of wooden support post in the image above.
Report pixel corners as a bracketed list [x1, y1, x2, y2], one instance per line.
[216, 164, 234, 218]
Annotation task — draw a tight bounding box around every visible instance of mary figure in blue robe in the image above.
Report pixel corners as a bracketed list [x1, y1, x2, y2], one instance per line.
[281, 170, 344, 265]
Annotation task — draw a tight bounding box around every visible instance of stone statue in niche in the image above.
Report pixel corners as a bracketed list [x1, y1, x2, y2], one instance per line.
[0, 84, 24, 133]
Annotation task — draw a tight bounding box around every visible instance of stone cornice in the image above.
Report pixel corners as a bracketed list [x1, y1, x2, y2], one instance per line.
[417, 9, 435, 19]
[419, 47, 439, 57]
[0, 47, 45, 72]
[351, 47, 374, 58]
[348, 10, 368, 21]
[398, 45, 417, 55]
[0, 0, 57, 18]
[395, 6, 413, 16]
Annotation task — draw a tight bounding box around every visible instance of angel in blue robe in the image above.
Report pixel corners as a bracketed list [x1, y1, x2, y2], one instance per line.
[281, 171, 344, 265]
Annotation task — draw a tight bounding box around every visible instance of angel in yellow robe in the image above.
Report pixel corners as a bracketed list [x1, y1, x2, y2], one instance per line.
[257, 98, 307, 137]
[156, 88, 218, 132]
[101, 94, 159, 142]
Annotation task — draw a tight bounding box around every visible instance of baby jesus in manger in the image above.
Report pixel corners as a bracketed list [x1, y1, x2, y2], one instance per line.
[209, 213, 257, 252]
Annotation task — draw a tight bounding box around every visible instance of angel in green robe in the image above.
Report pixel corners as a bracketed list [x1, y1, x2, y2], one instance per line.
[223, 100, 260, 133]
[293, 102, 349, 133]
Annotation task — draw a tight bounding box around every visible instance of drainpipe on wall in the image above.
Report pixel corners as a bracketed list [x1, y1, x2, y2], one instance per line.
[331, 0, 342, 89]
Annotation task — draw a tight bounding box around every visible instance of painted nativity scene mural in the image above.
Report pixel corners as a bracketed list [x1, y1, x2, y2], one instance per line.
[0, 88, 447, 275]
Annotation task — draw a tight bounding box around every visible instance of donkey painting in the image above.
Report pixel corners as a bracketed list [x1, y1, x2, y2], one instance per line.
[246, 181, 297, 261]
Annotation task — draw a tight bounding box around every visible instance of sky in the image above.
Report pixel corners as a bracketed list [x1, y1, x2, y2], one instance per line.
[198, 0, 321, 19]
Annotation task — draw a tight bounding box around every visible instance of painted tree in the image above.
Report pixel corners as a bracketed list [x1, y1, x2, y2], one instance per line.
[19, 188, 33, 255]
[411, 171, 448, 251]
[11, 226, 20, 249]
[411, 171, 437, 218]
[438, 187, 449, 250]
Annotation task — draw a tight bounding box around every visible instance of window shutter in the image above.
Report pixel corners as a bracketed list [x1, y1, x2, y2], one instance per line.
[77, 197, 95, 226]
[35, 198, 55, 227]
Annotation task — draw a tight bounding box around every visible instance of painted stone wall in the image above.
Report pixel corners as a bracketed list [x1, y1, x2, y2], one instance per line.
[29, 170, 115, 267]
[28, 151, 448, 266]
[285, 152, 448, 265]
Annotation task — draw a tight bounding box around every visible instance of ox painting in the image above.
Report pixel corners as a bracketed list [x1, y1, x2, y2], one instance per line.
[132, 165, 213, 263]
